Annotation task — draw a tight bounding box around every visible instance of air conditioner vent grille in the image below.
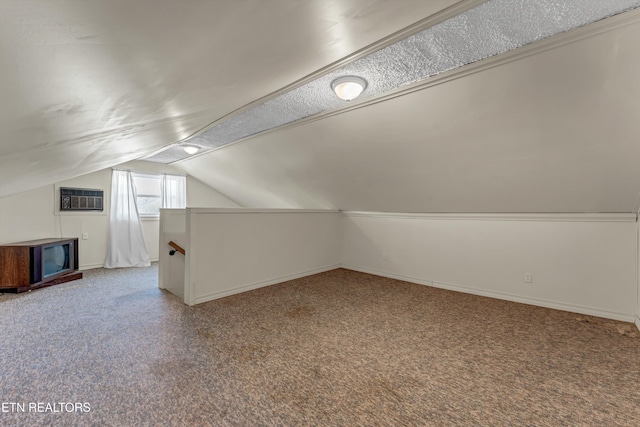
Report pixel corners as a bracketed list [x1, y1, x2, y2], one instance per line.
[60, 188, 104, 211]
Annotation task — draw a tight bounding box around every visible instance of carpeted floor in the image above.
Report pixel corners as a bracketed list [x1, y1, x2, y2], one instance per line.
[1, 265, 639, 426]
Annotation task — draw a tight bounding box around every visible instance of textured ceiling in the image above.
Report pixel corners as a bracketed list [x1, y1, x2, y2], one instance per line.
[147, 0, 640, 163]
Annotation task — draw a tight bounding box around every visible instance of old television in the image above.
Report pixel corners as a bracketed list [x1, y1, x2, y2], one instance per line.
[42, 240, 74, 279]
[0, 238, 80, 292]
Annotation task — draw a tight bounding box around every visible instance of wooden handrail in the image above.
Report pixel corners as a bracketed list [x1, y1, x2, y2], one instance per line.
[168, 241, 185, 256]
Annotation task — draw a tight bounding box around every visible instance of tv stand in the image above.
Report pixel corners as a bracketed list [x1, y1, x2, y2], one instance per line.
[0, 238, 82, 293]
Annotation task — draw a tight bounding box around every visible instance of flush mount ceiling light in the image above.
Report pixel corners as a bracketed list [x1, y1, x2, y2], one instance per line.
[145, 0, 640, 164]
[181, 144, 200, 155]
[331, 76, 368, 102]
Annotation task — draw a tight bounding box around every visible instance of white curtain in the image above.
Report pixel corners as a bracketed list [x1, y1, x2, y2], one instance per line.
[104, 169, 150, 268]
[161, 174, 186, 208]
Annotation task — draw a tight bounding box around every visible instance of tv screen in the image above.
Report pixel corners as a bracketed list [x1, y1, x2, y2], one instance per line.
[43, 243, 71, 278]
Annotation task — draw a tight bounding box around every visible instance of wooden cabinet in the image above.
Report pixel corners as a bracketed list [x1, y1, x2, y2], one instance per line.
[0, 238, 82, 293]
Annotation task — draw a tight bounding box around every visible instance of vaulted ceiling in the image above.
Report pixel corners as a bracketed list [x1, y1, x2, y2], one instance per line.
[1, 1, 639, 213]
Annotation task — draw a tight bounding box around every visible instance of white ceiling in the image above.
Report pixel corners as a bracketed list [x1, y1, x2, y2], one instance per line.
[0, 0, 456, 197]
[2, 1, 639, 213]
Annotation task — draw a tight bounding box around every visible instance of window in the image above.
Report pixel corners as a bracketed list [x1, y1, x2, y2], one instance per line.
[132, 173, 161, 217]
[131, 172, 186, 217]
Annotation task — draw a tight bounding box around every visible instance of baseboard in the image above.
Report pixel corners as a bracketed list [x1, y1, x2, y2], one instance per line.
[341, 264, 636, 323]
[81, 258, 158, 271]
[192, 264, 341, 305]
[80, 263, 105, 271]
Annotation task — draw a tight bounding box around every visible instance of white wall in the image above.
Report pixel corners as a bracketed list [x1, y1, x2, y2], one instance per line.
[0, 160, 238, 270]
[0, 186, 57, 245]
[54, 168, 112, 268]
[187, 176, 239, 208]
[156, 209, 638, 324]
[341, 212, 638, 322]
[0, 169, 113, 269]
[636, 220, 640, 330]
[185, 209, 340, 305]
[158, 209, 188, 299]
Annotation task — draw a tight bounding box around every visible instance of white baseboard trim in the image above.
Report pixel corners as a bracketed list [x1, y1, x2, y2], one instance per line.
[636, 316, 640, 332]
[342, 264, 636, 323]
[80, 263, 105, 271]
[192, 264, 341, 306]
[80, 258, 158, 271]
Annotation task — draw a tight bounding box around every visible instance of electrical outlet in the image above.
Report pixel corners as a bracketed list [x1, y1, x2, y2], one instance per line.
[382, 252, 388, 261]
[523, 273, 533, 283]
[82, 232, 89, 240]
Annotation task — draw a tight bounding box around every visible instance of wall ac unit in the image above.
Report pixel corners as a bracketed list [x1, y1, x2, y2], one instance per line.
[60, 188, 104, 211]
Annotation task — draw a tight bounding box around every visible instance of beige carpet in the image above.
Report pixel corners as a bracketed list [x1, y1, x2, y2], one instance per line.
[1, 265, 639, 426]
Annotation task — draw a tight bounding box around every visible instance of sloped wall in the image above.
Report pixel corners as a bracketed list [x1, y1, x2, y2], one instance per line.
[177, 18, 640, 215]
